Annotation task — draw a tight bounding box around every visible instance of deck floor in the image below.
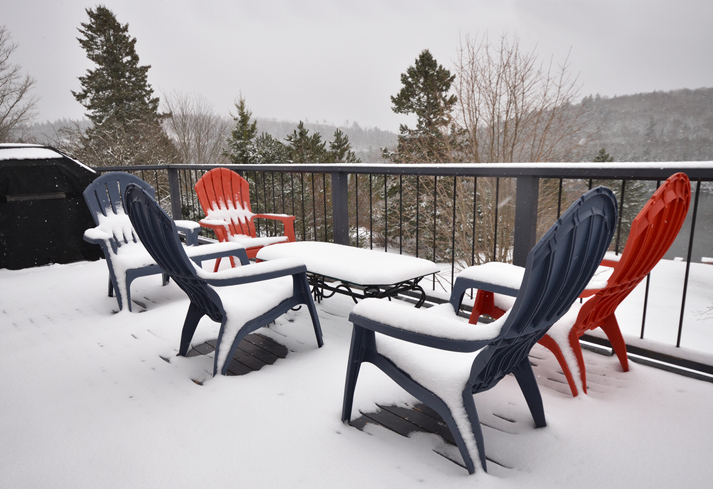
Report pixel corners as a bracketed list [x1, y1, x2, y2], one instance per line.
[187, 333, 596, 471]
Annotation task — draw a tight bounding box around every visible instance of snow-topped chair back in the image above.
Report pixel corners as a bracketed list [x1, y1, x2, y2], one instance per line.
[83, 172, 238, 312]
[124, 183, 323, 376]
[194, 168, 296, 268]
[82, 172, 167, 311]
[342, 186, 617, 474]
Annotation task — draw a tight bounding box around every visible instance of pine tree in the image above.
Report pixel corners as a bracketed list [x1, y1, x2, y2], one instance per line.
[285, 121, 327, 163]
[328, 128, 360, 163]
[65, 6, 176, 167]
[225, 96, 258, 165]
[389, 49, 458, 163]
[73, 6, 160, 127]
[254, 133, 289, 164]
[594, 148, 614, 162]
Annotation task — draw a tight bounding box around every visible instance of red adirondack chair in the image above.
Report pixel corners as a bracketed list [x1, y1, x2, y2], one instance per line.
[465, 173, 691, 396]
[195, 168, 296, 270]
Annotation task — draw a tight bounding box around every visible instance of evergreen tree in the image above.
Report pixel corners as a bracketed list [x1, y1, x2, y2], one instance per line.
[389, 49, 458, 163]
[225, 96, 258, 165]
[65, 6, 176, 167]
[73, 6, 160, 126]
[328, 128, 360, 163]
[254, 132, 289, 164]
[594, 148, 614, 163]
[285, 121, 328, 163]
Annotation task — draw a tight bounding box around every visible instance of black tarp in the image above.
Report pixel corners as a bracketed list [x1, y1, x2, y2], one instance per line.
[0, 145, 102, 270]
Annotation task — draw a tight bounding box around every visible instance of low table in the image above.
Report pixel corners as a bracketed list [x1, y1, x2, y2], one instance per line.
[256, 242, 439, 307]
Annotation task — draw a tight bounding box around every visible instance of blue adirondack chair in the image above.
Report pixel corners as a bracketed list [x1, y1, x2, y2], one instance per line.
[342, 186, 617, 474]
[83, 172, 248, 312]
[123, 182, 324, 376]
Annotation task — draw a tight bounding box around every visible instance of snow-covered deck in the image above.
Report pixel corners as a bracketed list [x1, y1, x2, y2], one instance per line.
[2, 258, 713, 488]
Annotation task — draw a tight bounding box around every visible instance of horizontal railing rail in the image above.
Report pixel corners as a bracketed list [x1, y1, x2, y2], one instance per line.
[94, 161, 713, 376]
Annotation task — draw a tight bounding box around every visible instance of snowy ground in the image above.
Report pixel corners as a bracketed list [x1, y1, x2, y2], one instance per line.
[2, 258, 713, 488]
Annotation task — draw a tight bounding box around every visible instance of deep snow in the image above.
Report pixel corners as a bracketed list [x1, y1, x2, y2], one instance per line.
[1, 257, 713, 488]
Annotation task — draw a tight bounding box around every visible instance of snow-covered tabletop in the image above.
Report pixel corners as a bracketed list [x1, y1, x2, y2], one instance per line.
[256, 241, 438, 286]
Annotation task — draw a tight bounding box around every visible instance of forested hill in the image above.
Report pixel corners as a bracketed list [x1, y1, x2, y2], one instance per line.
[581, 87, 713, 162]
[23, 87, 713, 163]
[254, 118, 396, 161]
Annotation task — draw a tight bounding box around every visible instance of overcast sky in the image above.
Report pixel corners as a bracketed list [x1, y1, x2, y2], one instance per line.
[5, 0, 713, 132]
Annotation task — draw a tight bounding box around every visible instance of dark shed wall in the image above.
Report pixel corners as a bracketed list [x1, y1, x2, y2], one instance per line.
[0, 146, 102, 270]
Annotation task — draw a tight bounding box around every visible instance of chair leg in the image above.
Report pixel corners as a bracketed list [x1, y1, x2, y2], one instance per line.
[468, 290, 506, 324]
[599, 314, 630, 372]
[455, 390, 487, 474]
[512, 357, 547, 426]
[537, 334, 580, 397]
[178, 302, 205, 356]
[342, 326, 367, 422]
[295, 274, 323, 348]
[213, 257, 222, 272]
[108, 277, 114, 297]
[569, 330, 589, 395]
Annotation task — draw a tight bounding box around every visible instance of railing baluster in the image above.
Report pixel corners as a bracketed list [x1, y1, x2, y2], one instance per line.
[384, 174, 388, 253]
[677, 179, 701, 348]
[451, 176, 457, 285]
[415, 174, 420, 258]
[615, 179, 627, 254]
[399, 174, 403, 254]
[369, 174, 373, 250]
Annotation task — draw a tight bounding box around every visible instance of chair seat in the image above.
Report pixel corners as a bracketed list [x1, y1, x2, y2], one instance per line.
[227, 234, 288, 248]
[214, 275, 294, 371]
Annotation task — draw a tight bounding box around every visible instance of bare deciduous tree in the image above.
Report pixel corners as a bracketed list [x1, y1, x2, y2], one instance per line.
[453, 33, 590, 164]
[162, 91, 231, 166]
[445, 33, 594, 265]
[0, 25, 38, 143]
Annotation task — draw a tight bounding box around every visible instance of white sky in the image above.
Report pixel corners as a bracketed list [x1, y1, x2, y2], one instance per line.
[4, 0, 713, 132]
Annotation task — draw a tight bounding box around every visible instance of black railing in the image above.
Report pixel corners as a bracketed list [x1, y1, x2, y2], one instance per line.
[95, 162, 713, 375]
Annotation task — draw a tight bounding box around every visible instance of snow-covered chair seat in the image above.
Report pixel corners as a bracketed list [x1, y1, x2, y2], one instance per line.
[195, 168, 296, 270]
[124, 182, 323, 376]
[342, 187, 617, 474]
[83, 172, 248, 312]
[462, 172, 691, 396]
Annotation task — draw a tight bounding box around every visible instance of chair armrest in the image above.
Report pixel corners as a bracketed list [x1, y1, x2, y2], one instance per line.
[199, 218, 230, 231]
[349, 298, 505, 352]
[193, 256, 307, 286]
[174, 220, 201, 246]
[251, 214, 296, 242]
[83, 227, 113, 245]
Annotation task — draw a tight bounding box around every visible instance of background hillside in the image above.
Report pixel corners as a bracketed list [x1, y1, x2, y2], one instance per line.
[581, 87, 713, 162]
[23, 87, 713, 163]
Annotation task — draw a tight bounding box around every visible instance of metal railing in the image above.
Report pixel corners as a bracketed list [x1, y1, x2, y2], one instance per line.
[95, 161, 713, 377]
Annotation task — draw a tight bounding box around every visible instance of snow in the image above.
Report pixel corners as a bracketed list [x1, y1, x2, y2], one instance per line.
[351, 298, 504, 342]
[256, 241, 439, 285]
[0, 146, 67, 161]
[1, 257, 713, 487]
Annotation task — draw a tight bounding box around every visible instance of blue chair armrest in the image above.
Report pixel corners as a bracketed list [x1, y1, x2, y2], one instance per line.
[349, 299, 504, 353]
[174, 220, 202, 246]
[194, 256, 308, 287]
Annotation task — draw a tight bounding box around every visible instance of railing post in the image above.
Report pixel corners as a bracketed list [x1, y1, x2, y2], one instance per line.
[167, 167, 182, 220]
[513, 176, 539, 267]
[331, 171, 349, 245]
